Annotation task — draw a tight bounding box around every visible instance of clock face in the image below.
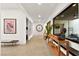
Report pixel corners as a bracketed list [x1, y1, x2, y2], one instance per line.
[36, 24, 43, 32]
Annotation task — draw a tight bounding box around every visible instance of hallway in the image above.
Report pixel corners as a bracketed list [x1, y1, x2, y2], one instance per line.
[1, 35, 52, 56]
[0, 3, 71, 56]
[0, 3, 79, 56]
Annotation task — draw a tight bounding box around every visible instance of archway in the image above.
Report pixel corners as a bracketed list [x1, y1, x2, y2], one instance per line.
[26, 18, 34, 42]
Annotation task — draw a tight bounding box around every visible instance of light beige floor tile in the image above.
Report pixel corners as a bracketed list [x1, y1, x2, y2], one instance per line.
[1, 35, 53, 56]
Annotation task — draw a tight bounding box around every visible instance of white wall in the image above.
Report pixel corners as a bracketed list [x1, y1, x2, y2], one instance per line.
[0, 9, 43, 43]
[0, 4, 1, 39]
[0, 9, 45, 44]
[0, 4, 1, 55]
[0, 9, 26, 44]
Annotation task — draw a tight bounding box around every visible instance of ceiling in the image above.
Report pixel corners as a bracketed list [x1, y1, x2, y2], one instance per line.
[21, 3, 59, 23]
[1, 3, 21, 9]
[55, 3, 78, 20]
[1, 3, 71, 23]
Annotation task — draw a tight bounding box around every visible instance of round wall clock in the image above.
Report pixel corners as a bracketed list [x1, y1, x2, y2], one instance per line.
[36, 24, 43, 32]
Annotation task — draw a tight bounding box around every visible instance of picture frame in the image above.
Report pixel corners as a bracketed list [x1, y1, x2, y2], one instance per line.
[4, 18, 16, 34]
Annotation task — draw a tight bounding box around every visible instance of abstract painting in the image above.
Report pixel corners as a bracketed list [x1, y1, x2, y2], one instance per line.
[4, 18, 16, 34]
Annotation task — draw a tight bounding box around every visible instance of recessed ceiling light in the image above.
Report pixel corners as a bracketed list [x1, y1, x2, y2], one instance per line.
[38, 15, 41, 18]
[72, 4, 76, 7]
[37, 3, 42, 5]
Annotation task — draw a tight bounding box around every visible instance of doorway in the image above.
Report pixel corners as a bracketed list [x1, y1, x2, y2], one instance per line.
[26, 18, 28, 43]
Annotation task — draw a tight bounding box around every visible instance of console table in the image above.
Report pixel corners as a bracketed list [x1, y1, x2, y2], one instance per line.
[48, 34, 69, 56]
[48, 34, 79, 56]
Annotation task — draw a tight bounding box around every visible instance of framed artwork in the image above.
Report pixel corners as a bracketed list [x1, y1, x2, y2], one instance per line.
[4, 18, 16, 34]
[36, 24, 43, 32]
